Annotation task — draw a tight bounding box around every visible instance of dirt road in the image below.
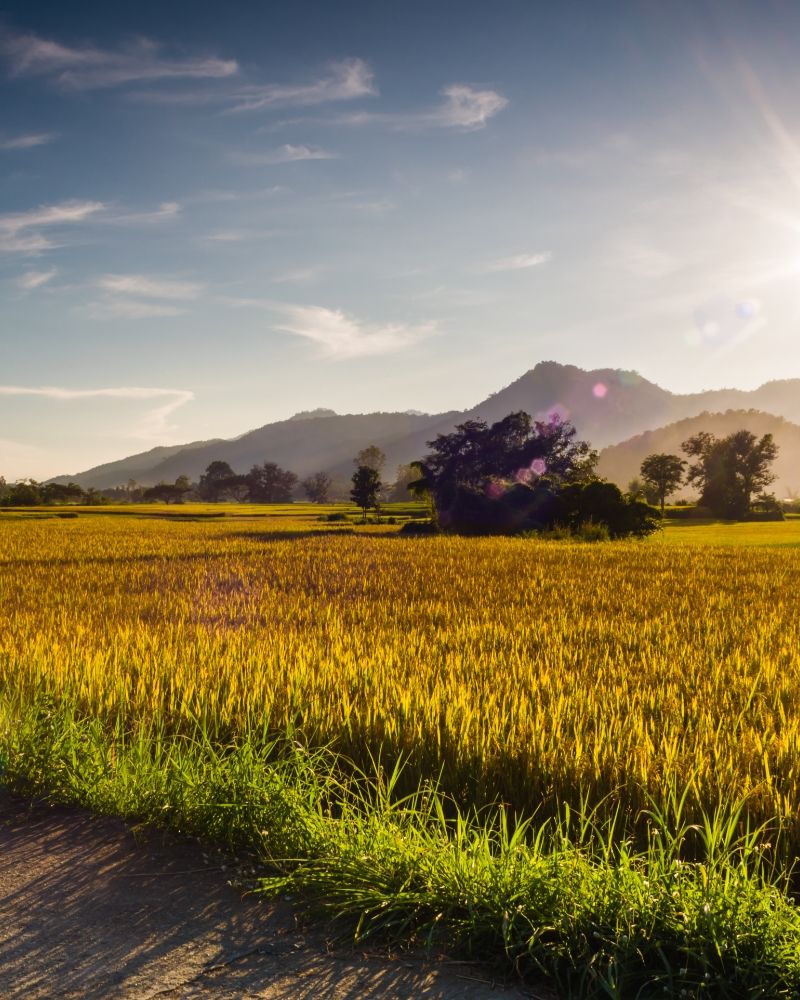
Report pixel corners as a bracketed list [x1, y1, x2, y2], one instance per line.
[0, 795, 550, 999]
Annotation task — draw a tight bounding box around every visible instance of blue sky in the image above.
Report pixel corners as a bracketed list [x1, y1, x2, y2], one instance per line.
[3, 1, 800, 479]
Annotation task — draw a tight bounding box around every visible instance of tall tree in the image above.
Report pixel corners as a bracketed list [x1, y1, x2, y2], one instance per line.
[683, 430, 778, 518]
[197, 461, 237, 502]
[351, 465, 382, 521]
[302, 472, 332, 504]
[354, 445, 386, 474]
[639, 453, 685, 513]
[173, 475, 193, 501]
[246, 462, 298, 503]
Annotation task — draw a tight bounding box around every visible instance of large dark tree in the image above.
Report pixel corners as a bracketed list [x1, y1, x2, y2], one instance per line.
[197, 461, 240, 502]
[142, 476, 193, 504]
[639, 453, 685, 513]
[682, 430, 778, 519]
[407, 411, 661, 537]
[411, 411, 596, 523]
[41, 482, 86, 505]
[246, 462, 298, 503]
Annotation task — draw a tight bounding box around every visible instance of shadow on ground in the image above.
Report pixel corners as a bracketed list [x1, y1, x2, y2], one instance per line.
[0, 794, 549, 1000]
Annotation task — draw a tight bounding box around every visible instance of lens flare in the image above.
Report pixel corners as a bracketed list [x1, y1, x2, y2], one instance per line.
[486, 480, 506, 499]
[688, 297, 762, 348]
[539, 403, 570, 425]
[593, 382, 608, 399]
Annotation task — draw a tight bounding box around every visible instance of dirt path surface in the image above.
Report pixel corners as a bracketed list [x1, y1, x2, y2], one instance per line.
[0, 795, 551, 1000]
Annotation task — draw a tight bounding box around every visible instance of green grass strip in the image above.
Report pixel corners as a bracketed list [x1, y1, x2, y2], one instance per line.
[1, 697, 799, 998]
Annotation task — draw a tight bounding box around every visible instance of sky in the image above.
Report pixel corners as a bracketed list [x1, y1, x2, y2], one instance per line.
[3, 0, 800, 479]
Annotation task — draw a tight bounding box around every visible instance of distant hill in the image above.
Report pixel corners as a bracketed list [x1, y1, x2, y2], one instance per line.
[52, 362, 800, 490]
[61, 438, 226, 490]
[597, 409, 800, 498]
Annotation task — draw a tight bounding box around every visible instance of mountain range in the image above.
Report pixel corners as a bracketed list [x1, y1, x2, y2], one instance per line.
[54, 362, 800, 496]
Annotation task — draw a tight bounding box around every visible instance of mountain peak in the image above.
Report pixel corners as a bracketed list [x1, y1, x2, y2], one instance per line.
[288, 408, 338, 422]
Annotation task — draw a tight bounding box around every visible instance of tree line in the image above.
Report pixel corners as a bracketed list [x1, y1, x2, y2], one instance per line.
[628, 429, 780, 518]
[0, 422, 782, 530]
[0, 445, 413, 509]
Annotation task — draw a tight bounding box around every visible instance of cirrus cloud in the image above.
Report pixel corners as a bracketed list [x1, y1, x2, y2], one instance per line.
[0, 385, 195, 438]
[1, 31, 238, 89]
[275, 303, 436, 358]
[228, 58, 376, 113]
[0, 199, 105, 253]
[82, 300, 187, 320]
[335, 83, 508, 131]
[482, 251, 552, 272]
[15, 269, 57, 290]
[229, 144, 338, 166]
[96, 273, 203, 300]
[0, 131, 58, 150]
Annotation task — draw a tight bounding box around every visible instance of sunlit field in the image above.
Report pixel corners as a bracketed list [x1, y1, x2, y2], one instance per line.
[3, 507, 800, 993]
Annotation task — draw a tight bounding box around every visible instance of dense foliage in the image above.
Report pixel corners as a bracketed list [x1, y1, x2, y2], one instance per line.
[0, 478, 107, 506]
[683, 429, 779, 519]
[411, 411, 658, 536]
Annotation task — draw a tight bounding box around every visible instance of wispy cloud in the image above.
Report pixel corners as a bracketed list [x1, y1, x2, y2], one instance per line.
[0, 131, 58, 151]
[96, 274, 202, 300]
[271, 268, 317, 284]
[0, 385, 194, 438]
[82, 300, 187, 320]
[15, 269, 57, 290]
[229, 144, 338, 166]
[1, 31, 238, 89]
[336, 83, 508, 131]
[0, 199, 105, 253]
[482, 252, 552, 272]
[275, 303, 435, 358]
[104, 201, 181, 225]
[606, 232, 682, 279]
[229, 58, 376, 112]
[201, 229, 256, 243]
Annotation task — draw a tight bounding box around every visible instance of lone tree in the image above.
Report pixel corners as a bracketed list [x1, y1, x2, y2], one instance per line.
[354, 445, 386, 474]
[246, 462, 298, 503]
[302, 471, 332, 504]
[351, 465, 382, 521]
[639, 453, 686, 513]
[682, 429, 778, 519]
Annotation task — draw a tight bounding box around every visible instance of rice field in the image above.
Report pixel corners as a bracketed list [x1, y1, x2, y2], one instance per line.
[2, 507, 800, 994]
